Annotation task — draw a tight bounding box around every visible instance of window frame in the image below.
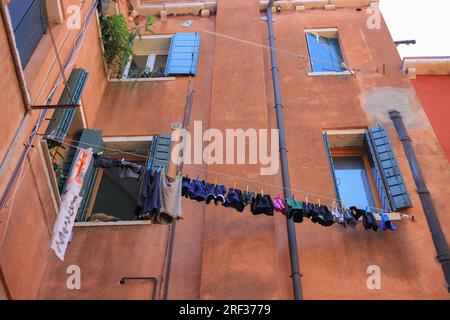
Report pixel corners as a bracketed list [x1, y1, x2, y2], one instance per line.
[304, 28, 352, 76]
[121, 35, 174, 81]
[80, 136, 154, 223]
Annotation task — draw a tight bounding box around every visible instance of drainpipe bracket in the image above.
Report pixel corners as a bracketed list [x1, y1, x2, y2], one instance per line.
[436, 253, 450, 263]
[416, 186, 430, 195]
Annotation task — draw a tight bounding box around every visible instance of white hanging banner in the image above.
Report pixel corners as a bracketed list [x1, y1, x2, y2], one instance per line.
[50, 148, 93, 261]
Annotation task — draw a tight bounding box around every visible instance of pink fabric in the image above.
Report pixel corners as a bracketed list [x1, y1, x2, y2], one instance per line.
[273, 196, 286, 215]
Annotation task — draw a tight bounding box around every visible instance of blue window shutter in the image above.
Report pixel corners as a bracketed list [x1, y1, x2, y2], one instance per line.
[60, 129, 103, 222]
[367, 125, 412, 210]
[365, 131, 392, 211]
[323, 133, 342, 204]
[306, 33, 345, 73]
[147, 134, 172, 172]
[45, 68, 89, 148]
[8, 0, 47, 67]
[164, 33, 201, 76]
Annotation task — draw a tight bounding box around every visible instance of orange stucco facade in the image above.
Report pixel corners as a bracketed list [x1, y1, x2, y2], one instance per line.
[0, 0, 449, 300]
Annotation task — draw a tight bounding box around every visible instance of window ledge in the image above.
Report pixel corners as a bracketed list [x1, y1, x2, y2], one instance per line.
[109, 77, 176, 83]
[308, 71, 354, 76]
[74, 220, 154, 228]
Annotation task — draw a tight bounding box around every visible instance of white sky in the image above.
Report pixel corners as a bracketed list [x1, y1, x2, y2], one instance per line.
[379, 0, 450, 58]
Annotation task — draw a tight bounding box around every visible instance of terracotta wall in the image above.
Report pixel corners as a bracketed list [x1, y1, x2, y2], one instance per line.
[0, 0, 107, 299]
[1, 0, 450, 300]
[411, 75, 450, 163]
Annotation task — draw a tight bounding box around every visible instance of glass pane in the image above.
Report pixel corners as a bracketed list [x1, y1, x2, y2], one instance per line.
[153, 55, 168, 75]
[333, 156, 376, 209]
[128, 55, 148, 78]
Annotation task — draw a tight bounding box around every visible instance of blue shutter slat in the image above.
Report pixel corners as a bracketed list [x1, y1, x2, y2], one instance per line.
[369, 125, 412, 210]
[165, 32, 201, 76]
[45, 69, 90, 148]
[323, 133, 342, 204]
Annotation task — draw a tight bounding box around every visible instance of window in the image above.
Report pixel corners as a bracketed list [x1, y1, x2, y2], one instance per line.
[323, 127, 412, 211]
[332, 151, 378, 210]
[305, 28, 350, 75]
[122, 32, 201, 79]
[8, 0, 48, 67]
[81, 134, 172, 222]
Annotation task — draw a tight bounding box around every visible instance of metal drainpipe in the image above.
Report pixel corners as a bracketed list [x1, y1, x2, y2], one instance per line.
[389, 109, 450, 293]
[266, 0, 303, 300]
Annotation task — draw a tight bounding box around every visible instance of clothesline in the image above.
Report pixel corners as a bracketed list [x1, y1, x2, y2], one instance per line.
[57, 139, 398, 215]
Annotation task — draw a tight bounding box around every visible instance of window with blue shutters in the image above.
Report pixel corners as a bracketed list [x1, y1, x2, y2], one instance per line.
[8, 0, 48, 68]
[45, 68, 89, 148]
[324, 128, 412, 212]
[164, 32, 201, 76]
[305, 29, 347, 74]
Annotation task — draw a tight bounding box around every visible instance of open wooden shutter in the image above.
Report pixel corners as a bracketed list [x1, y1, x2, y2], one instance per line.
[323, 133, 342, 204]
[367, 125, 412, 210]
[8, 0, 47, 67]
[164, 33, 201, 76]
[61, 129, 103, 222]
[45, 68, 89, 148]
[146, 134, 172, 172]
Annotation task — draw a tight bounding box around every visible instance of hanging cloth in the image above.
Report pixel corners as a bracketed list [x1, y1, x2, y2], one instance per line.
[135, 170, 161, 219]
[159, 172, 183, 220]
[380, 210, 396, 231]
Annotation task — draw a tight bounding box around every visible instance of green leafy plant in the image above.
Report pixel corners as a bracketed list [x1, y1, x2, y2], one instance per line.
[101, 14, 133, 75]
[100, 13, 155, 77]
[49, 145, 68, 190]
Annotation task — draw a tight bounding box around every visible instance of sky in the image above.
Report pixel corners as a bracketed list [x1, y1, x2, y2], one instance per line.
[379, 0, 450, 58]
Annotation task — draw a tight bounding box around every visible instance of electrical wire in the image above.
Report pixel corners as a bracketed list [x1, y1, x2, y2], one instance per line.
[57, 138, 398, 214]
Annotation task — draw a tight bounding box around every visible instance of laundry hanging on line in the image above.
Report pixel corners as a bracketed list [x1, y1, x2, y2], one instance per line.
[93, 154, 145, 179]
[181, 175, 396, 232]
[135, 169, 183, 224]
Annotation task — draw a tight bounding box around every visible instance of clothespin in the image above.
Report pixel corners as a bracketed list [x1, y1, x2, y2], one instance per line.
[214, 177, 218, 187]
[332, 201, 336, 210]
[305, 196, 308, 205]
[343, 202, 346, 210]
[233, 181, 237, 191]
[318, 198, 321, 207]
[246, 185, 249, 195]
[261, 189, 264, 197]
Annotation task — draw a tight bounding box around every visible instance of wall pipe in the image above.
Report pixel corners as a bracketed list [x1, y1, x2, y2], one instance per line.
[266, 0, 303, 300]
[389, 109, 450, 293]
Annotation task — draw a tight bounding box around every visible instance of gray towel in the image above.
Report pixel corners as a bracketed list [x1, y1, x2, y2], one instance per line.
[159, 173, 183, 219]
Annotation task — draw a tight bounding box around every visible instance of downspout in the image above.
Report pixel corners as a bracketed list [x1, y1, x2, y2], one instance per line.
[389, 109, 450, 293]
[266, 0, 303, 300]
